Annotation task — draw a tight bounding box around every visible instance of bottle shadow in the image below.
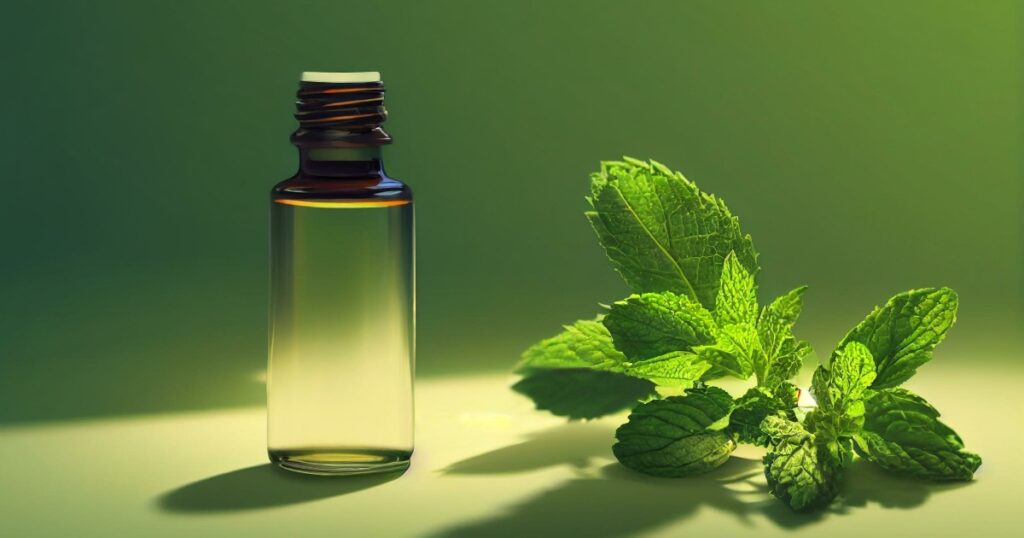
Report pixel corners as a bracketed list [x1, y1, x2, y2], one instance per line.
[431, 423, 973, 537]
[157, 464, 403, 513]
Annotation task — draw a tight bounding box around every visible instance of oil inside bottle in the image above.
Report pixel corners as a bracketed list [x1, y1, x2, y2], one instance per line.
[268, 195, 413, 475]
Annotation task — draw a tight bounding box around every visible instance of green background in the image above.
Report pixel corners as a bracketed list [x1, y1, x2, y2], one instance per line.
[1, 0, 1019, 423]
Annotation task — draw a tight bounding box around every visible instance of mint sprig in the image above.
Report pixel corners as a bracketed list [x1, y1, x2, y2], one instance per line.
[512, 157, 981, 512]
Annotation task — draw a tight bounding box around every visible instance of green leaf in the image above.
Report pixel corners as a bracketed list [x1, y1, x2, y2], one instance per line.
[613, 387, 736, 477]
[762, 415, 844, 512]
[814, 341, 876, 412]
[624, 351, 711, 387]
[515, 319, 627, 373]
[728, 382, 799, 446]
[586, 157, 758, 310]
[763, 286, 807, 327]
[603, 292, 716, 360]
[757, 286, 807, 359]
[695, 322, 759, 380]
[806, 341, 877, 441]
[837, 287, 958, 388]
[855, 388, 981, 481]
[715, 251, 758, 326]
[512, 369, 656, 420]
[754, 286, 811, 389]
[758, 338, 808, 389]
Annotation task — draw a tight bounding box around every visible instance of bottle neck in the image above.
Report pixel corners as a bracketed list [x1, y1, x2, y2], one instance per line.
[298, 146, 384, 178]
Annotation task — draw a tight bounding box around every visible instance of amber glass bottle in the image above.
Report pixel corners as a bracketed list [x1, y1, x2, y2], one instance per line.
[268, 72, 414, 475]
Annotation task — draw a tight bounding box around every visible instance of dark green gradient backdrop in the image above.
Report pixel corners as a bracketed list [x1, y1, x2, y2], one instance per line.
[1, 1, 1020, 422]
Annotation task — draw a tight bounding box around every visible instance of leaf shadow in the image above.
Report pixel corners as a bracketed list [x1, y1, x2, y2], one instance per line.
[441, 421, 614, 475]
[432, 423, 977, 536]
[836, 457, 972, 510]
[157, 464, 403, 513]
[433, 458, 767, 537]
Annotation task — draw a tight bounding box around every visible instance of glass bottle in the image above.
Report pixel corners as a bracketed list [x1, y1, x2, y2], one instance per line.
[268, 72, 414, 475]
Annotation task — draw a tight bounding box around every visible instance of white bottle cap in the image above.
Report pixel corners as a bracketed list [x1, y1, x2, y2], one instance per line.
[300, 71, 381, 83]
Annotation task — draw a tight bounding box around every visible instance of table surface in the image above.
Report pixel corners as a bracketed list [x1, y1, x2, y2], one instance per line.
[2, 361, 1021, 538]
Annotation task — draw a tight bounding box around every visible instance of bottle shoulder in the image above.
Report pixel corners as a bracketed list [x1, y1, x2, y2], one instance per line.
[272, 173, 412, 204]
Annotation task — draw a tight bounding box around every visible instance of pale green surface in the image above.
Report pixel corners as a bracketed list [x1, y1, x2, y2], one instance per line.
[1, 361, 1021, 538]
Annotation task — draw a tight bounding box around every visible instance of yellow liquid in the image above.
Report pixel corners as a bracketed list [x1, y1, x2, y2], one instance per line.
[268, 198, 414, 475]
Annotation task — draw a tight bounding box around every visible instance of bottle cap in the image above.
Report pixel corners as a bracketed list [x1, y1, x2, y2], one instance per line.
[300, 71, 381, 83]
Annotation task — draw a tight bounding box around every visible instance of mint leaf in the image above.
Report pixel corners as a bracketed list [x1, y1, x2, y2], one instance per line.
[855, 388, 981, 481]
[757, 338, 808, 390]
[837, 287, 958, 388]
[512, 369, 656, 420]
[762, 415, 844, 511]
[515, 319, 627, 373]
[728, 382, 799, 446]
[755, 286, 810, 389]
[762, 286, 806, 327]
[812, 341, 876, 413]
[757, 286, 807, 360]
[715, 251, 758, 326]
[586, 157, 758, 310]
[806, 341, 876, 443]
[695, 322, 759, 380]
[624, 351, 711, 387]
[613, 387, 736, 477]
[603, 291, 716, 360]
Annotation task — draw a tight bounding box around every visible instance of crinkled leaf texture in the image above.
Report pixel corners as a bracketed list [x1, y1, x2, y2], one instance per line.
[691, 283, 810, 387]
[762, 415, 844, 512]
[728, 383, 799, 447]
[512, 369, 656, 420]
[754, 287, 811, 389]
[613, 387, 736, 477]
[624, 351, 711, 387]
[603, 291, 716, 360]
[820, 341, 876, 409]
[695, 323, 759, 380]
[837, 287, 958, 388]
[516, 318, 627, 373]
[586, 157, 757, 310]
[715, 251, 759, 326]
[855, 388, 981, 481]
[807, 341, 877, 439]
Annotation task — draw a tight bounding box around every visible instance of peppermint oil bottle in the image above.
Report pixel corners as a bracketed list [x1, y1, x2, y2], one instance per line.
[268, 72, 414, 475]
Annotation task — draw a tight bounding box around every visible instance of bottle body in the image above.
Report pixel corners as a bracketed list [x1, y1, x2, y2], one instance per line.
[268, 169, 414, 475]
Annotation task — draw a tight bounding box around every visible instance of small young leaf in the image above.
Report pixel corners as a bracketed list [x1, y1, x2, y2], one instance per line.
[512, 369, 656, 420]
[623, 351, 711, 387]
[855, 388, 981, 481]
[757, 338, 808, 389]
[603, 292, 716, 360]
[806, 341, 876, 440]
[754, 286, 811, 388]
[715, 251, 758, 326]
[762, 415, 844, 511]
[586, 158, 758, 310]
[728, 382, 799, 446]
[815, 341, 876, 412]
[695, 323, 759, 380]
[837, 288, 958, 388]
[613, 387, 736, 477]
[515, 318, 627, 373]
[757, 286, 807, 360]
